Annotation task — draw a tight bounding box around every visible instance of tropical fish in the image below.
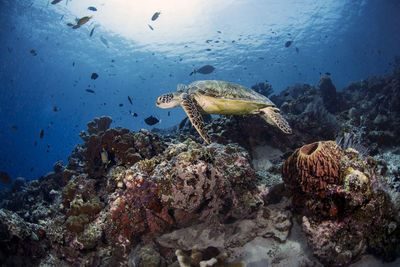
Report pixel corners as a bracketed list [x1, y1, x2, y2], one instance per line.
[100, 148, 111, 168]
[86, 89, 95, 93]
[148, 24, 154, 30]
[89, 26, 95, 37]
[129, 110, 138, 117]
[119, 104, 123, 107]
[73, 16, 92, 29]
[0, 172, 11, 184]
[88, 6, 97, 11]
[40, 129, 44, 139]
[30, 49, 37, 56]
[52, 106, 58, 111]
[325, 72, 331, 76]
[127, 96, 133, 105]
[285, 40, 293, 47]
[91, 73, 99, 79]
[11, 125, 18, 130]
[51, 0, 62, 5]
[66, 23, 74, 27]
[189, 65, 215, 75]
[77, 16, 92, 26]
[151, 11, 161, 21]
[144, 116, 160, 126]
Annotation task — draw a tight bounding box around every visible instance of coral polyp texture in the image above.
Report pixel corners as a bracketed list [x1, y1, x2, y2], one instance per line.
[282, 141, 344, 195]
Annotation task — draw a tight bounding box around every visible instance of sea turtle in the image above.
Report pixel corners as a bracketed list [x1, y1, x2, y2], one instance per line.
[156, 80, 292, 144]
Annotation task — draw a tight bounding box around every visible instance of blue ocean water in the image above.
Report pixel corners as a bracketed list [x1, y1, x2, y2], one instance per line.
[0, 0, 399, 184]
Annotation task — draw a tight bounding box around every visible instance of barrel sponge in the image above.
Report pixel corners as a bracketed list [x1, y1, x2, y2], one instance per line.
[282, 141, 344, 194]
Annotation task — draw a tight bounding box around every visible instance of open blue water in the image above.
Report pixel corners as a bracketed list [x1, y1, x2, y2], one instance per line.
[0, 0, 399, 184]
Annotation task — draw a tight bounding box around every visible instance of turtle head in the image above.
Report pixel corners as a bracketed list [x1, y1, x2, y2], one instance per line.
[156, 93, 181, 108]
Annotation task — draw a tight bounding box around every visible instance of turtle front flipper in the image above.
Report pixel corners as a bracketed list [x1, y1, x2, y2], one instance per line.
[259, 107, 292, 134]
[180, 93, 211, 144]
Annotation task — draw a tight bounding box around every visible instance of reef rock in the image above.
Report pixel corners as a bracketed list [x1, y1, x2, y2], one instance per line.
[0, 209, 46, 266]
[156, 197, 292, 252]
[318, 76, 339, 113]
[282, 140, 400, 265]
[77, 117, 165, 178]
[153, 139, 261, 222]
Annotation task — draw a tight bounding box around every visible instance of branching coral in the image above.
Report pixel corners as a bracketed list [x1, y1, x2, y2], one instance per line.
[251, 81, 273, 97]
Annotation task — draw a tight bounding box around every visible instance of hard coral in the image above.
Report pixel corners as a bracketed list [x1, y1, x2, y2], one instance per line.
[105, 168, 174, 249]
[282, 141, 344, 195]
[81, 116, 112, 138]
[79, 117, 165, 178]
[155, 140, 260, 222]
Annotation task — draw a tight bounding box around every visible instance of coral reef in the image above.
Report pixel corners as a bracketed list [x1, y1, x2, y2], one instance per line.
[127, 244, 167, 267]
[251, 81, 274, 97]
[318, 75, 340, 113]
[78, 117, 165, 178]
[156, 197, 292, 251]
[338, 74, 400, 152]
[171, 246, 246, 267]
[80, 116, 113, 138]
[2, 63, 400, 266]
[153, 140, 260, 222]
[0, 209, 47, 266]
[282, 140, 400, 265]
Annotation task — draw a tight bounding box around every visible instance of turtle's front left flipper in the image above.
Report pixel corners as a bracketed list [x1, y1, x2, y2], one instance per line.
[180, 93, 211, 144]
[260, 106, 292, 134]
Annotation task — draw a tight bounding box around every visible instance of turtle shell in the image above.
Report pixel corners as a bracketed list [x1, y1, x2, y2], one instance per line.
[186, 80, 275, 106]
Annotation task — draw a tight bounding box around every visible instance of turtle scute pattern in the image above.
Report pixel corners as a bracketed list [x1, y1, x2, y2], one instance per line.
[189, 80, 275, 105]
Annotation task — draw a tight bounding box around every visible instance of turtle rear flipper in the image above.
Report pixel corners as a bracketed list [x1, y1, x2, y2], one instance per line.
[180, 93, 211, 144]
[259, 107, 292, 134]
